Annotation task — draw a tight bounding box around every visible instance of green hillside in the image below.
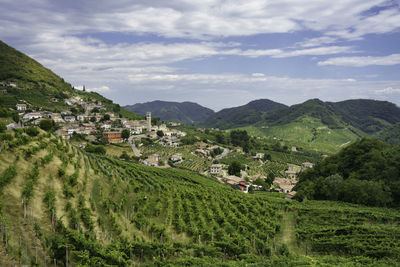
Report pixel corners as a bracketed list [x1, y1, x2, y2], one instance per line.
[295, 138, 400, 206]
[0, 40, 141, 119]
[373, 123, 400, 145]
[0, 132, 281, 266]
[0, 132, 399, 265]
[202, 99, 287, 129]
[124, 100, 214, 125]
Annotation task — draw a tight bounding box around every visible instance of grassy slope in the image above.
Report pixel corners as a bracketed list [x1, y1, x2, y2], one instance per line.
[240, 116, 362, 154]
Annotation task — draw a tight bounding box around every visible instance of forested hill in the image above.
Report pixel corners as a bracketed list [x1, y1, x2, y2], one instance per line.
[263, 98, 400, 134]
[124, 100, 214, 125]
[202, 99, 287, 129]
[294, 138, 400, 206]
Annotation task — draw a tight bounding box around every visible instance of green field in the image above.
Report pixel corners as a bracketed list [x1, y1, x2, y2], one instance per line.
[238, 116, 362, 154]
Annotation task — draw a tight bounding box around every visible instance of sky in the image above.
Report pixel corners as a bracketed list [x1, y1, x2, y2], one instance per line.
[1, 0, 400, 111]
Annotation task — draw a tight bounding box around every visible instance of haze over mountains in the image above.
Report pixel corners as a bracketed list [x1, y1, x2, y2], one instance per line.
[124, 100, 214, 125]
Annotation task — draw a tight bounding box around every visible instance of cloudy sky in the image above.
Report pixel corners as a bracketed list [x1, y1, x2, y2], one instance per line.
[1, 0, 400, 110]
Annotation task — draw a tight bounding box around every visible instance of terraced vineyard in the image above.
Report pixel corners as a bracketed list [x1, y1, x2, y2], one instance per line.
[141, 144, 210, 172]
[0, 130, 399, 266]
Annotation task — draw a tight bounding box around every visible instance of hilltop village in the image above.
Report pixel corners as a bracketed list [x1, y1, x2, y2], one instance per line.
[3, 85, 316, 197]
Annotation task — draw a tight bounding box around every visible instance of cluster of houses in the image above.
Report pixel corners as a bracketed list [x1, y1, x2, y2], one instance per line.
[193, 144, 222, 158]
[208, 160, 314, 195]
[14, 96, 187, 147]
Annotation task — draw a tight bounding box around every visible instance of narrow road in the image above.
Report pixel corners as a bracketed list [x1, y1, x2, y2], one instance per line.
[128, 135, 143, 157]
[216, 148, 230, 160]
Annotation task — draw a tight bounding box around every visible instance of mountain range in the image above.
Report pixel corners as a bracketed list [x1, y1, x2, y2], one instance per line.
[124, 100, 214, 125]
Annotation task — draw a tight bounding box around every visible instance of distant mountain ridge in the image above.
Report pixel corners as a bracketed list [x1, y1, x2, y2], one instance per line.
[124, 100, 215, 125]
[202, 98, 400, 134]
[202, 99, 288, 129]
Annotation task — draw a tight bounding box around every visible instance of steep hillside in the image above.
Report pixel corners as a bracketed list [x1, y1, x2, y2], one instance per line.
[374, 123, 400, 145]
[0, 131, 282, 265]
[202, 99, 287, 129]
[0, 132, 399, 266]
[124, 100, 214, 125]
[294, 138, 400, 206]
[0, 40, 141, 119]
[330, 99, 400, 133]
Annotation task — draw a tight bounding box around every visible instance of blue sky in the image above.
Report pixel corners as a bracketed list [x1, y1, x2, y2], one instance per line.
[1, 0, 400, 111]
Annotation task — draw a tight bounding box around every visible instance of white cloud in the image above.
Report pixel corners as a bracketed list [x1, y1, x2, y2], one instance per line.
[318, 54, 400, 66]
[374, 87, 400, 94]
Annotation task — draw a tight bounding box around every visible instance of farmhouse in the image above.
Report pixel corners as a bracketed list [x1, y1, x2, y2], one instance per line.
[254, 153, 264, 160]
[16, 104, 27, 111]
[23, 112, 42, 120]
[142, 154, 160, 167]
[302, 162, 314, 168]
[170, 153, 183, 163]
[209, 164, 223, 176]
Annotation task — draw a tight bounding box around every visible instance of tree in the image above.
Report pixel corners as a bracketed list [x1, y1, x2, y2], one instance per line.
[121, 129, 130, 141]
[90, 117, 96, 123]
[215, 132, 225, 144]
[156, 130, 164, 137]
[230, 130, 250, 152]
[263, 154, 272, 161]
[120, 151, 130, 161]
[103, 114, 110, 121]
[0, 122, 5, 133]
[228, 161, 242, 176]
[39, 119, 53, 131]
[25, 126, 39, 137]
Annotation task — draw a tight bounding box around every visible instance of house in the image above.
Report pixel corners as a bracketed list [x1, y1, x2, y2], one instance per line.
[285, 192, 296, 199]
[64, 99, 73, 106]
[170, 153, 183, 163]
[273, 177, 297, 193]
[64, 116, 76, 123]
[130, 126, 143, 135]
[285, 166, 301, 179]
[209, 164, 223, 176]
[8, 82, 17, 87]
[238, 181, 250, 193]
[142, 154, 160, 167]
[302, 162, 313, 169]
[77, 115, 86, 121]
[23, 112, 42, 120]
[285, 170, 297, 179]
[67, 127, 78, 135]
[248, 174, 266, 182]
[16, 104, 27, 111]
[254, 153, 264, 160]
[103, 131, 122, 143]
[99, 123, 112, 130]
[169, 122, 181, 127]
[61, 110, 72, 116]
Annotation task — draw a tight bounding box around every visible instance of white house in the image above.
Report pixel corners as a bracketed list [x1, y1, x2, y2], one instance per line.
[209, 164, 223, 176]
[23, 113, 42, 120]
[64, 116, 76, 123]
[170, 153, 183, 163]
[16, 104, 27, 111]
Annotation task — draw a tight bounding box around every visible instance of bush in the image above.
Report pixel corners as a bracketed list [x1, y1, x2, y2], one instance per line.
[25, 126, 39, 137]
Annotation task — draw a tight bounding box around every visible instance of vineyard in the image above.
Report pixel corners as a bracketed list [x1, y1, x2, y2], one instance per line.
[141, 144, 210, 173]
[0, 130, 399, 266]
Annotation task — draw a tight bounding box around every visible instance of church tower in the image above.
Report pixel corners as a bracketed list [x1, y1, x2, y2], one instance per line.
[146, 112, 151, 131]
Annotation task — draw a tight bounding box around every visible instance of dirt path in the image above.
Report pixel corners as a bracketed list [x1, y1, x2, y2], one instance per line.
[278, 211, 304, 255]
